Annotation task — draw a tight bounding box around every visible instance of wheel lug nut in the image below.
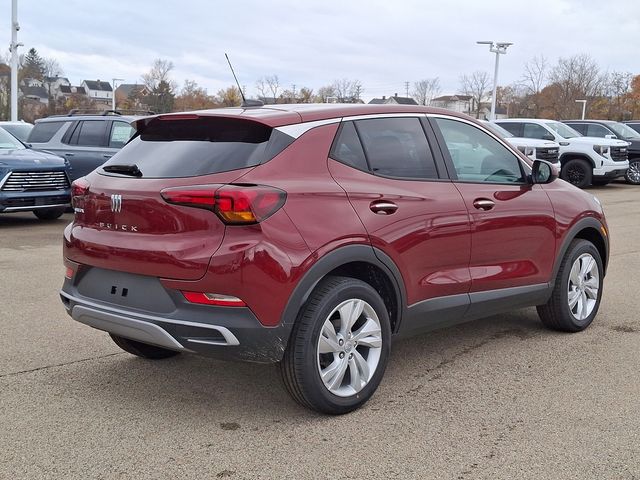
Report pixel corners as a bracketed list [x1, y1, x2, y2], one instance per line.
[349, 353, 353, 359]
[339, 352, 345, 359]
[338, 339, 344, 346]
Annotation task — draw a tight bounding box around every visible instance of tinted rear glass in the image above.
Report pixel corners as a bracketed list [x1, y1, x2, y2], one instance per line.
[28, 121, 67, 143]
[101, 117, 293, 178]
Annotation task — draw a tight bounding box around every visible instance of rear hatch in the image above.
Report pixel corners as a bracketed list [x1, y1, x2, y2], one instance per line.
[66, 114, 294, 280]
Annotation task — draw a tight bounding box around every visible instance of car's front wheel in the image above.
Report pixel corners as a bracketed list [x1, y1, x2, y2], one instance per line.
[537, 239, 603, 332]
[626, 158, 640, 185]
[33, 207, 65, 221]
[280, 276, 391, 414]
[561, 159, 592, 188]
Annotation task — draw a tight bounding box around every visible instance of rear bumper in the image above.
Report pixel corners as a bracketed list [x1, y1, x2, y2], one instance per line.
[60, 279, 292, 363]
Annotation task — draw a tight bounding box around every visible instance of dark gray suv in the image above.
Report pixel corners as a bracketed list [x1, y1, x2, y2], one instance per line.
[27, 111, 137, 182]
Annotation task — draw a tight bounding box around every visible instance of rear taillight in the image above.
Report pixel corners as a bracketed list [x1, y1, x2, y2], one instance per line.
[71, 177, 90, 211]
[182, 291, 246, 307]
[161, 184, 286, 225]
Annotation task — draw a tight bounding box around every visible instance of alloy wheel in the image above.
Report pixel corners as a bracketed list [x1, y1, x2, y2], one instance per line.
[316, 299, 383, 397]
[627, 161, 640, 184]
[567, 253, 600, 321]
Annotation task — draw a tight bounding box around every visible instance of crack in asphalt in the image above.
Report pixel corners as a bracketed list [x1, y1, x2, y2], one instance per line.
[0, 352, 125, 379]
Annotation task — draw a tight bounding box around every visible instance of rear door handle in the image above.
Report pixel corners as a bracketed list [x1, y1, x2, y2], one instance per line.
[64, 153, 74, 157]
[473, 198, 495, 211]
[370, 200, 398, 215]
[103, 154, 113, 159]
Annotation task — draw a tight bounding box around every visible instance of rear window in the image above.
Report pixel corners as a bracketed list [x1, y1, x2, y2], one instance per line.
[101, 117, 293, 178]
[28, 121, 67, 143]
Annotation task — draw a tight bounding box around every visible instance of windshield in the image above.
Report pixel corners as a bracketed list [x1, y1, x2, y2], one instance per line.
[1, 124, 33, 142]
[609, 122, 640, 140]
[483, 122, 514, 138]
[0, 126, 25, 149]
[546, 122, 581, 139]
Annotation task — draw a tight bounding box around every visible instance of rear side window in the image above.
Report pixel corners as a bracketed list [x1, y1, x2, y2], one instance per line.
[497, 122, 522, 137]
[109, 121, 135, 148]
[355, 118, 438, 179]
[28, 121, 66, 143]
[69, 121, 107, 147]
[567, 123, 587, 135]
[101, 117, 293, 178]
[330, 122, 368, 171]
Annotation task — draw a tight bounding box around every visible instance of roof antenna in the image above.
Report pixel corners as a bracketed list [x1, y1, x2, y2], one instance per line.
[225, 53, 263, 108]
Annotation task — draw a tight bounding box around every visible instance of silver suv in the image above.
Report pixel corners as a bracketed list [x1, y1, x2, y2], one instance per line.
[27, 111, 138, 182]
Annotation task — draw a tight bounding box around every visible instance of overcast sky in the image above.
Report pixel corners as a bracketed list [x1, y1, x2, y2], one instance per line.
[1, 0, 638, 101]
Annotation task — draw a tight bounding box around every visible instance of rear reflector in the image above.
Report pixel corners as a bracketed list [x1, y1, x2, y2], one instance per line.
[161, 184, 286, 225]
[65, 266, 75, 279]
[182, 291, 246, 307]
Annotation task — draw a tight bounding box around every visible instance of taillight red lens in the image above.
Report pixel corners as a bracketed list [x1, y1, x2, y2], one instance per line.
[71, 177, 91, 210]
[161, 184, 286, 225]
[182, 291, 246, 307]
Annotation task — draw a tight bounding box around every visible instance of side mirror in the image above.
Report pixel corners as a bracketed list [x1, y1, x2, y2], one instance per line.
[604, 134, 617, 139]
[531, 160, 558, 184]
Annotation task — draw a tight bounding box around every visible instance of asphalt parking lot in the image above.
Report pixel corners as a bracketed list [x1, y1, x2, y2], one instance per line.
[1, 183, 639, 480]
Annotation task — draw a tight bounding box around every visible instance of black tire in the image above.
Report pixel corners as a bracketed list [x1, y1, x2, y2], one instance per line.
[109, 334, 181, 359]
[279, 276, 392, 415]
[561, 159, 592, 188]
[33, 207, 65, 220]
[537, 239, 603, 332]
[626, 158, 640, 185]
[591, 179, 611, 186]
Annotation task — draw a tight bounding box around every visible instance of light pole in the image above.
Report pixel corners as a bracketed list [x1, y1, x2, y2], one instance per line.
[112, 78, 124, 110]
[477, 41, 513, 121]
[575, 99, 587, 120]
[9, 0, 23, 121]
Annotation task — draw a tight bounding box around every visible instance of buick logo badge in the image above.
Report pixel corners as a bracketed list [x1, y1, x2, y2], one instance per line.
[110, 194, 122, 213]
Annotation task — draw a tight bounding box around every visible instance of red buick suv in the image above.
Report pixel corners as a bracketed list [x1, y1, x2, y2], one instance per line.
[61, 104, 609, 414]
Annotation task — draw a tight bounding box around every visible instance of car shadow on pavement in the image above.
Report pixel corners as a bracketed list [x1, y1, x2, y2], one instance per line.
[39, 308, 550, 420]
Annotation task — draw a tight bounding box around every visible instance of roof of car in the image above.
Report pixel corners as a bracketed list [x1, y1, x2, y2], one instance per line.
[35, 114, 139, 123]
[136, 103, 472, 128]
[565, 119, 617, 124]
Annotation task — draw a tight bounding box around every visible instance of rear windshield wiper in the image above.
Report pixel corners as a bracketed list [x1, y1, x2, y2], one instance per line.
[103, 164, 143, 177]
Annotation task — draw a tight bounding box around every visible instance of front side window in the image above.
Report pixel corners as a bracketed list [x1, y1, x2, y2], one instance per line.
[546, 121, 581, 139]
[587, 124, 614, 138]
[523, 123, 554, 140]
[435, 117, 524, 184]
[354, 117, 438, 179]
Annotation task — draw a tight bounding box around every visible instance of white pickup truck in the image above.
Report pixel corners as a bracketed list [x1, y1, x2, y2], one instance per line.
[481, 121, 560, 166]
[496, 118, 629, 188]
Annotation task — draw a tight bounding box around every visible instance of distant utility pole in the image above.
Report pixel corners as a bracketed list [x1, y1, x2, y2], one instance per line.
[291, 84, 297, 102]
[404, 81, 410, 98]
[9, 0, 22, 121]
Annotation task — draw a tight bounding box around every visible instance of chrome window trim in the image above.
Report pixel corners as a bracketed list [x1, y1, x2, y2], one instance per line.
[276, 118, 341, 139]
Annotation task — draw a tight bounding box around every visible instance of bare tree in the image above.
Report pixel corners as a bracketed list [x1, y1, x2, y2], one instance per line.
[521, 55, 547, 95]
[315, 85, 337, 103]
[331, 78, 363, 103]
[142, 59, 176, 92]
[460, 71, 490, 118]
[413, 78, 441, 106]
[265, 75, 280, 101]
[547, 54, 605, 118]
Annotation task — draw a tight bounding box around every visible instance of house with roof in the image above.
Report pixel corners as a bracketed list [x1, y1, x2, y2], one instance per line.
[114, 83, 151, 110]
[57, 85, 87, 101]
[430, 95, 474, 114]
[81, 80, 113, 104]
[368, 94, 418, 106]
[20, 85, 49, 105]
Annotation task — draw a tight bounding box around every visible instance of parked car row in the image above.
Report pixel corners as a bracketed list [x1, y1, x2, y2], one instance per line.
[0, 111, 137, 220]
[494, 118, 638, 188]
